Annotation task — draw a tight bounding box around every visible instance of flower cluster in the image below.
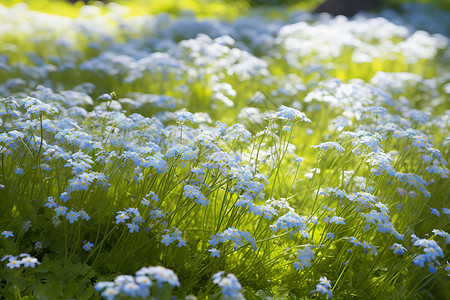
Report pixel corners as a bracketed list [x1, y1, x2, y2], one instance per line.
[311, 142, 345, 155]
[311, 277, 333, 299]
[344, 236, 378, 255]
[161, 228, 187, 247]
[270, 211, 309, 238]
[411, 234, 444, 273]
[212, 271, 244, 299]
[294, 245, 315, 270]
[183, 184, 209, 206]
[95, 265, 179, 299]
[275, 105, 311, 123]
[209, 227, 257, 251]
[1, 254, 40, 269]
[115, 208, 144, 233]
[0, 1, 448, 299]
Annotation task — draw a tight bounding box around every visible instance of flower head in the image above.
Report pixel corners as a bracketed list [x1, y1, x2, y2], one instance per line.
[208, 248, 221, 258]
[83, 241, 94, 251]
[390, 243, 407, 255]
[1, 231, 13, 238]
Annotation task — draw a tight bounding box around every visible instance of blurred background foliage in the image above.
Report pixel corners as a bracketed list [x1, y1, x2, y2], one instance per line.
[2, 0, 449, 18]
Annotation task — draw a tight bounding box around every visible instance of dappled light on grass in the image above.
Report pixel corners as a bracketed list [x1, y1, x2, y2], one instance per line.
[0, 1, 449, 299]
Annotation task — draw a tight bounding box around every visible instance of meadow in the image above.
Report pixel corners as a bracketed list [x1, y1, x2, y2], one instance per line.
[0, 1, 449, 299]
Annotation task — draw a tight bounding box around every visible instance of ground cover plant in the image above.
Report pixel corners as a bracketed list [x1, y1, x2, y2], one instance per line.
[0, 1, 449, 299]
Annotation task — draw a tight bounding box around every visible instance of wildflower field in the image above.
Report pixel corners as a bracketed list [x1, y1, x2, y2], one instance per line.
[0, 1, 449, 299]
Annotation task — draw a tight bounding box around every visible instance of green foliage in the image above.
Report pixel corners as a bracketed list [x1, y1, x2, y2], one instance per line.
[0, 0, 449, 299]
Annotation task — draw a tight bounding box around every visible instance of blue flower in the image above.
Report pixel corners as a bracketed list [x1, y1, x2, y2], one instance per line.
[413, 255, 425, 268]
[135, 275, 152, 287]
[183, 185, 200, 199]
[100, 287, 119, 300]
[22, 220, 32, 232]
[442, 208, 450, 216]
[149, 208, 166, 221]
[59, 192, 71, 202]
[54, 205, 68, 217]
[161, 234, 173, 246]
[146, 191, 159, 202]
[127, 223, 139, 233]
[426, 165, 449, 179]
[1, 231, 13, 238]
[20, 255, 40, 268]
[116, 211, 130, 224]
[212, 271, 244, 299]
[136, 284, 150, 298]
[295, 156, 305, 164]
[161, 228, 186, 247]
[224, 124, 252, 143]
[208, 248, 221, 257]
[13, 167, 23, 175]
[209, 227, 257, 251]
[5, 257, 21, 269]
[312, 142, 344, 155]
[181, 148, 197, 161]
[66, 210, 81, 224]
[412, 235, 444, 267]
[136, 266, 180, 288]
[79, 210, 91, 221]
[362, 211, 381, 225]
[191, 166, 205, 176]
[195, 194, 209, 206]
[175, 111, 195, 123]
[44, 197, 57, 208]
[328, 216, 346, 225]
[429, 207, 441, 217]
[270, 211, 309, 238]
[275, 105, 311, 122]
[390, 243, 407, 255]
[67, 177, 89, 192]
[2, 254, 39, 269]
[83, 241, 94, 251]
[97, 93, 112, 101]
[24, 99, 58, 118]
[346, 236, 361, 247]
[432, 229, 450, 244]
[122, 282, 139, 298]
[314, 276, 333, 299]
[295, 246, 315, 270]
[326, 232, 335, 240]
[94, 282, 115, 293]
[34, 241, 42, 250]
